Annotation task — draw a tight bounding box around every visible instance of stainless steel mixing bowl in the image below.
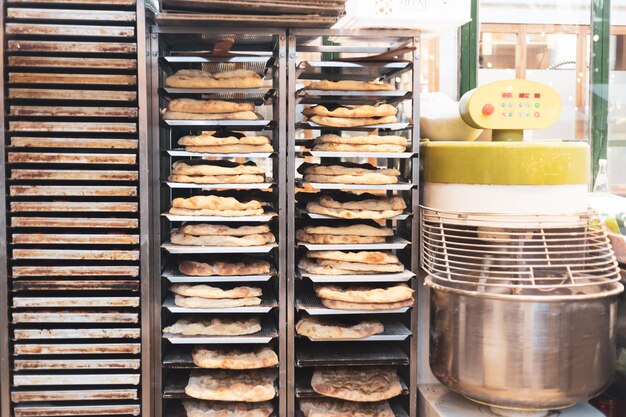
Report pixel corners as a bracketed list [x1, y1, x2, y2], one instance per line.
[428, 279, 624, 411]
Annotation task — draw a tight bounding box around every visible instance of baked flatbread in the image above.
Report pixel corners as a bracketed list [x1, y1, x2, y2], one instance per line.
[179, 134, 270, 147]
[308, 80, 396, 91]
[318, 194, 406, 211]
[170, 232, 275, 247]
[315, 259, 404, 273]
[183, 400, 273, 417]
[309, 115, 397, 128]
[301, 163, 399, 177]
[163, 110, 259, 120]
[185, 370, 276, 402]
[173, 195, 262, 211]
[192, 346, 278, 369]
[185, 144, 274, 154]
[297, 231, 385, 244]
[169, 207, 264, 217]
[314, 284, 413, 303]
[179, 259, 271, 276]
[179, 224, 269, 236]
[303, 104, 397, 119]
[172, 160, 265, 176]
[174, 295, 261, 308]
[311, 367, 402, 402]
[295, 317, 384, 340]
[321, 298, 413, 310]
[167, 99, 255, 114]
[313, 143, 406, 153]
[299, 399, 395, 417]
[214, 69, 260, 80]
[303, 224, 393, 237]
[163, 316, 261, 336]
[306, 203, 403, 220]
[315, 134, 407, 146]
[168, 174, 265, 184]
[170, 284, 262, 299]
[304, 173, 398, 185]
[299, 258, 369, 276]
[308, 251, 399, 264]
[165, 69, 263, 89]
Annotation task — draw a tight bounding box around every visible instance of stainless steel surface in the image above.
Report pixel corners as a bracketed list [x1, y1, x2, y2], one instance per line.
[428, 281, 622, 410]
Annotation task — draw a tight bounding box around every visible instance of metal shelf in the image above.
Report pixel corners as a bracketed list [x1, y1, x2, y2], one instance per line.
[297, 89, 411, 105]
[295, 372, 409, 398]
[297, 269, 414, 284]
[162, 242, 278, 254]
[297, 207, 411, 221]
[165, 180, 274, 190]
[162, 293, 277, 314]
[163, 318, 278, 345]
[299, 150, 413, 159]
[297, 121, 412, 131]
[297, 320, 411, 342]
[297, 179, 413, 191]
[167, 149, 274, 158]
[162, 210, 277, 223]
[297, 236, 410, 251]
[163, 346, 279, 370]
[296, 60, 412, 81]
[296, 293, 412, 315]
[163, 119, 274, 130]
[162, 264, 276, 284]
[296, 344, 409, 367]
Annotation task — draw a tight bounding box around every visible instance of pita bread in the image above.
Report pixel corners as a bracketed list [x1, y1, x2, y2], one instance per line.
[163, 316, 261, 336]
[318, 194, 406, 211]
[304, 173, 398, 185]
[170, 232, 275, 247]
[299, 258, 370, 276]
[172, 160, 265, 176]
[314, 284, 413, 303]
[315, 259, 404, 273]
[178, 259, 271, 276]
[165, 69, 263, 89]
[308, 251, 399, 264]
[179, 134, 270, 146]
[163, 110, 259, 120]
[313, 143, 406, 153]
[192, 346, 278, 369]
[185, 144, 274, 154]
[185, 370, 276, 402]
[168, 207, 264, 217]
[295, 317, 384, 340]
[183, 399, 273, 417]
[296, 231, 385, 244]
[303, 104, 397, 119]
[311, 367, 402, 402]
[303, 224, 392, 237]
[170, 284, 262, 299]
[168, 174, 264, 184]
[301, 163, 400, 177]
[307, 80, 395, 91]
[299, 399, 395, 417]
[315, 134, 407, 146]
[167, 98, 255, 114]
[308, 115, 397, 128]
[214, 69, 261, 80]
[172, 195, 262, 211]
[174, 295, 261, 308]
[321, 298, 413, 310]
[306, 203, 403, 220]
[179, 224, 269, 236]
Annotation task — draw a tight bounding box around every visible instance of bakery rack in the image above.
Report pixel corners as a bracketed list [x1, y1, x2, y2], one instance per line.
[148, 26, 287, 417]
[287, 29, 420, 417]
[0, 1, 151, 416]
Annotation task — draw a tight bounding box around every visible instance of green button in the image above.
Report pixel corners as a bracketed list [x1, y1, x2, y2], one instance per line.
[534, 102, 540, 108]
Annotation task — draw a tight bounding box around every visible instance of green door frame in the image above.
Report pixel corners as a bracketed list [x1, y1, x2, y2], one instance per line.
[459, 0, 478, 96]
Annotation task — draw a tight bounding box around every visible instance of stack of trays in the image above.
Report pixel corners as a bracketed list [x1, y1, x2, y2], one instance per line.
[157, 31, 284, 417]
[4, 1, 142, 416]
[290, 34, 418, 417]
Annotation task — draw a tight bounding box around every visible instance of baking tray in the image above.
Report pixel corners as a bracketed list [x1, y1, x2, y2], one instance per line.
[157, 11, 338, 27]
[296, 344, 409, 367]
[12, 233, 139, 245]
[11, 389, 139, 403]
[298, 320, 411, 342]
[167, 149, 273, 158]
[12, 310, 139, 324]
[9, 137, 138, 149]
[7, 40, 137, 54]
[13, 404, 140, 417]
[12, 265, 139, 277]
[162, 239, 277, 254]
[8, 56, 138, 70]
[298, 121, 411, 131]
[14, 328, 140, 340]
[10, 201, 138, 212]
[297, 89, 411, 105]
[6, 0, 136, 4]
[297, 61, 412, 81]
[163, 119, 274, 130]
[14, 343, 141, 355]
[162, 370, 277, 400]
[8, 152, 136, 164]
[10, 186, 137, 197]
[5, 23, 135, 37]
[13, 373, 140, 386]
[164, 318, 277, 345]
[160, 0, 345, 14]
[6, 8, 136, 22]
[163, 293, 277, 314]
[9, 73, 137, 86]
[297, 207, 410, 221]
[15, 338, 141, 353]
[11, 216, 138, 227]
[12, 249, 140, 261]
[296, 293, 411, 315]
[163, 346, 279, 369]
[12, 280, 140, 292]
[9, 88, 137, 102]
[9, 121, 137, 133]
[9, 106, 138, 118]
[162, 87, 275, 104]
[298, 269, 414, 283]
[163, 210, 276, 223]
[302, 150, 413, 159]
[13, 297, 140, 308]
[294, 401, 408, 417]
[165, 180, 274, 190]
[163, 264, 275, 283]
[295, 372, 408, 398]
[297, 236, 410, 251]
[297, 179, 413, 191]
[14, 358, 141, 371]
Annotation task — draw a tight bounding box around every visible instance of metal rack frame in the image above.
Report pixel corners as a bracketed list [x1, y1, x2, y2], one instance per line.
[286, 28, 420, 417]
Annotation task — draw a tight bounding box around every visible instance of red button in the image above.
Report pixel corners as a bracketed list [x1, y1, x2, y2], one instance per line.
[534, 112, 540, 117]
[482, 104, 495, 116]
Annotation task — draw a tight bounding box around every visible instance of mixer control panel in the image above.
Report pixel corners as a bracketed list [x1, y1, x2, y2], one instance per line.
[460, 79, 561, 130]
